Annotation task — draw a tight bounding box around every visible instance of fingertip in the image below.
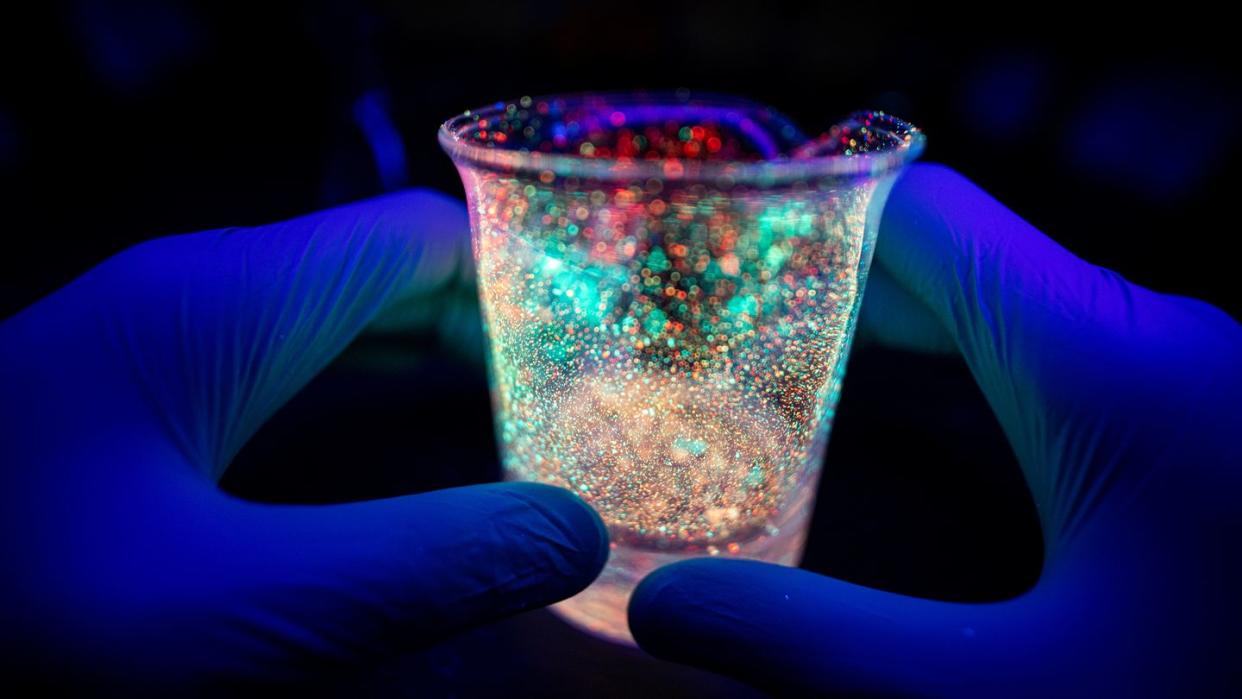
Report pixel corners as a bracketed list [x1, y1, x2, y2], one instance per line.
[627, 560, 690, 654]
[879, 161, 971, 255]
[859, 262, 958, 354]
[898, 161, 966, 187]
[889, 161, 972, 206]
[379, 187, 471, 291]
[489, 481, 610, 589]
[403, 185, 468, 210]
[400, 187, 469, 233]
[628, 558, 765, 658]
[357, 188, 475, 336]
[363, 186, 467, 223]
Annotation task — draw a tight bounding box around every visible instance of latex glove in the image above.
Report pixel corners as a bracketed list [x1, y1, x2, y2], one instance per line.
[628, 163, 1242, 697]
[0, 190, 608, 692]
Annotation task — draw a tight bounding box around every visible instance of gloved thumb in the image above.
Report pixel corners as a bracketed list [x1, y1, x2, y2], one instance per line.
[628, 557, 1122, 698]
[77, 481, 608, 686]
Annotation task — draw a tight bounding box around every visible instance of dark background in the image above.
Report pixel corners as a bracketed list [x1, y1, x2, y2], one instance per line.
[2, 2, 1237, 696]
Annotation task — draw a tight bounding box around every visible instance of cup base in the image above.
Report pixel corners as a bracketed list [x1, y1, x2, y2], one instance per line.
[549, 501, 812, 646]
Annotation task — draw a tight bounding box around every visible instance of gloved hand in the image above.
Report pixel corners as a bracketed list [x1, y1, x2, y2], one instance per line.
[0, 190, 608, 692]
[628, 163, 1242, 697]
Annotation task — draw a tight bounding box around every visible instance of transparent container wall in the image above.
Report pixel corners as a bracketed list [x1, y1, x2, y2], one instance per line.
[441, 94, 920, 644]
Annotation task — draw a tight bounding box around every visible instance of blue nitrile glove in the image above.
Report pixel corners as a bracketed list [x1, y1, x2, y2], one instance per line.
[0, 190, 608, 691]
[628, 163, 1242, 697]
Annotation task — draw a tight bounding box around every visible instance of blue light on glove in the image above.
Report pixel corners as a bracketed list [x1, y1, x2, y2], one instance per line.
[628, 163, 1242, 697]
[1, 189, 608, 691]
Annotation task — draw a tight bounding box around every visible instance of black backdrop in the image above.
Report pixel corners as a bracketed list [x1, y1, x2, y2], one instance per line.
[2, 2, 1238, 695]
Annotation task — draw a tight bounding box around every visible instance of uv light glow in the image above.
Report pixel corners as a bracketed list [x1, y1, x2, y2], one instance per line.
[440, 92, 923, 644]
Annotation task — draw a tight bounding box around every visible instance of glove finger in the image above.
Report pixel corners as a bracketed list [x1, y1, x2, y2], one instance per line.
[856, 261, 956, 354]
[629, 558, 1078, 698]
[872, 163, 1239, 544]
[174, 482, 607, 682]
[82, 189, 471, 478]
[362, 192, 477, 342]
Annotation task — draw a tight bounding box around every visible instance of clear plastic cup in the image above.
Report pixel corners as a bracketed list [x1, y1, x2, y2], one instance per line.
[439, 91, 924, 644]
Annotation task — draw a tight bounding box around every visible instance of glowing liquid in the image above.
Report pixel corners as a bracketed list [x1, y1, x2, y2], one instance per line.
[540, 373, 822, 642]
[467, 171, 875, 644]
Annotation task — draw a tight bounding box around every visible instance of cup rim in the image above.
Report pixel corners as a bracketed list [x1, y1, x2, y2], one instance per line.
[438, 91, 925, 185]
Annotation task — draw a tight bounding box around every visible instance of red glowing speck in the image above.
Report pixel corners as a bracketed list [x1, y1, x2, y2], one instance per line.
[494, 132, 507, 143]
[617, 132, 636, 157]
[706, 136, 722, 153]
[609, 111, 626, 127]
[691, 125, 706, 141]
